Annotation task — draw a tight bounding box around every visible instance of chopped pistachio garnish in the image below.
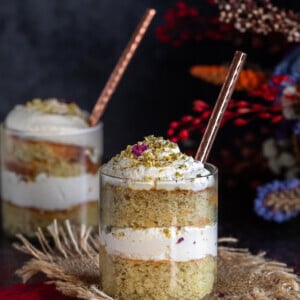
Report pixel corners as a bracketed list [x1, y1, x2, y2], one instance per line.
[163, 228, 171, 238]
[179, 164, 188, 170]
[25, 98, 85, 118]
[117, 231, 125, 238]
[175, 171, 183, 177]
[110, 135, 189, 168]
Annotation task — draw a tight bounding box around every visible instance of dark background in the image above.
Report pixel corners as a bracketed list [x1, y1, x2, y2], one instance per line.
[0, 0, 191, 157]
[0, 1, 300, 284]
[2, 0, 299, 157]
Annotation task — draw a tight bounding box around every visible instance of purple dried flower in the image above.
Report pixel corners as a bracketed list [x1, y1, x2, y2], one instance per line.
[176, 237, 184, 244]
[254, 179, 300, 223]
[131, 143, 148, 157]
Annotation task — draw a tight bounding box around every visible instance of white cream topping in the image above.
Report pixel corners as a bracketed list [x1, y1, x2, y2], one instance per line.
[1, 170, 99, 210]
[100, 224, 217, 261]
[5, 98, 89, 133]
[101, 136, 215, 191]
[5, 98, 103, 154]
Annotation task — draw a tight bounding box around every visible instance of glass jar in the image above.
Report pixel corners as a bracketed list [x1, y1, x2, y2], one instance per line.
[1, 123, 103, 237]
[99, 163, 218, 299]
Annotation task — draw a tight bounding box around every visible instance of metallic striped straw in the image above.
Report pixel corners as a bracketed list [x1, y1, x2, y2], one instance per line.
[195, 51, 247, 163]
[89, 8, 156, 126]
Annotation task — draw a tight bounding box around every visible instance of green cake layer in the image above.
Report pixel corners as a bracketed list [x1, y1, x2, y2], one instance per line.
[101, 184, 217, 228]
[99, 246, 217, 300]
[2, 200, 98, 237]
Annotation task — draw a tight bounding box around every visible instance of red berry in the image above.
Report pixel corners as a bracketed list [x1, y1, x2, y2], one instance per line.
[220, 118, 227, 127]
[237, 108, 251, 114]
[177, 9, 188, 17]
[156, 27, 170, 43]
[193, 100, 209, 112]
[236, 101, 249, 108]
[170, 121, 180, 129]
[224, 111, 234, 118]
[202, 111, 211, 119]
[284, 93, 295, 100]
[179, 129, 189, 140]
[234, 118, 248, 126]
[170, 136, 179, 143]
[181, 115, 192, 123]
[207, 0, 216, 5]
[165, 9, 175, 22]
[252, 104, 263, 110]
[270, 76, 282, 85]
[264, 93, 276, 101]
[192, 118, 201, 125]
[259, 112, 271, 119]
[189, 8, 198, 16]
[176, 1, 187, 10]
[167, 129, 174, 137]
[271, 115, 283, 123]
[269, 105, 282, 112]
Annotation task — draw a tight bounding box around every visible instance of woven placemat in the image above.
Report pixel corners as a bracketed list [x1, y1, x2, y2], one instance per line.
[13, 220, 300, 300]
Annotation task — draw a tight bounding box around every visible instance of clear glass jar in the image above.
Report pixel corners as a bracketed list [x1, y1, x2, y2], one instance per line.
[99, 163, 218, 299]
[1, 123, 103, 237]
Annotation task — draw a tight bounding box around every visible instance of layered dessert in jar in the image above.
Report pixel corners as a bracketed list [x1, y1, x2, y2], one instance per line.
[99, 135, 217, 299]
[1, 98, 103, 237]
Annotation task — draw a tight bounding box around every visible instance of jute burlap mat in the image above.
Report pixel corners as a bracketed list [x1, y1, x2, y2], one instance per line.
[13, 220, 300, 300]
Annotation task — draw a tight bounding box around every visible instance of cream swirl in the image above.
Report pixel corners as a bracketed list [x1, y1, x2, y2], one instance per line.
[5, 98, 89, 133]
[101, 136, 215, 190]
[4, 98, 103, 152]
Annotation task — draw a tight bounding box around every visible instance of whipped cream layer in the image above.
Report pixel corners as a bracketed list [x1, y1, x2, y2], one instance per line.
[6, 98, 89, 133]
[101, 135, 215, 191]
[1, 170, 98, 210]
[100, 224, 217, 261]
[5, 98, 103, 151]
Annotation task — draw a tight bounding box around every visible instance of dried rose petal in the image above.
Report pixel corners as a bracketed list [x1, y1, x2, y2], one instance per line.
[131, 143, 148, 157]
[177, 237, 184, 244]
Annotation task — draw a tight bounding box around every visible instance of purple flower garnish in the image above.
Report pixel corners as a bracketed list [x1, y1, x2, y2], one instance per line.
[254, 179, 300, 223]
[131, 143, 148, 157]
[176, 237, 184, 244]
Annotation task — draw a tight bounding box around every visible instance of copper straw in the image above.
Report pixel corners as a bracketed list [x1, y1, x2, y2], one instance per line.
[195, 51, 247, 163]
[89, 8, 156, 126]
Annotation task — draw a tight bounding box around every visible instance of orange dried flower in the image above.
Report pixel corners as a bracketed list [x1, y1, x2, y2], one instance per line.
[190, 65, 266, 91]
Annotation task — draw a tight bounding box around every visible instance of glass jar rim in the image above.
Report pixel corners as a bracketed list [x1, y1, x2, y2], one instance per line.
[1, 121, 103, 137]
[100, 162, 218, 181]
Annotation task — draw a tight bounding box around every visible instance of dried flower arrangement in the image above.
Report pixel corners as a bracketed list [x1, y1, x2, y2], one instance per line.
[156, 0, 292, 53]
[215, 0, 300, 42]
[157, 1, 300, 222]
